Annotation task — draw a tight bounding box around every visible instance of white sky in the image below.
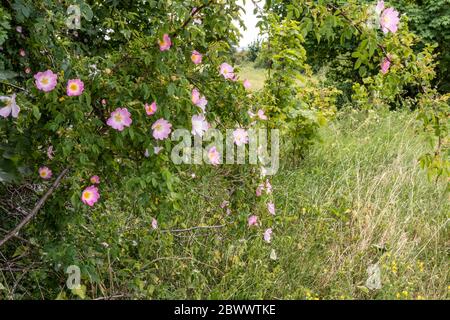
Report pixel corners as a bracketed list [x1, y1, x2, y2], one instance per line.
[236, 0, 262, 49]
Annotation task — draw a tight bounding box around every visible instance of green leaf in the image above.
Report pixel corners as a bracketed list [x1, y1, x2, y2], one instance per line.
[80, 3, 93, 21]
[32, 105, 41, 120]
[71, 285, 86, 299]
[0, 70, 18, 80]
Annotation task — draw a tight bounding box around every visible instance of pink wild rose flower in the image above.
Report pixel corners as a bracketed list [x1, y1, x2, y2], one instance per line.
[256, 183, 264, 197]
[34, 70, 58, 92]
[233, 128, 249, 146]
[381, 56, 391, 74]
[145, 101, 157, 116]
[151, 218, 158, 229]
[219, 63, 235, 80]
[152, 118, 172, 140]
[0, 93, 20, 118]
[90, 175, 100, 184]
[267, 202, 276, 215]
[159, 34, 172, 51]
[243, 79, 251, 90]
[107, 108, 132, 131]
[380, 7, 400, 34]
[191, 114, 209, 137]
[191, 50, 202, 64]
[248, 215, 258, 227]
[257, 109, 267, 120]
[66, 79, 84, 96]
[265, 179, 272, 194]
[191, 88, 208, 112]
[264, 228, 273, 243]
[81, 185, 100, 207]
[38, 166, 52, 180]
[208, 146, 220, 166]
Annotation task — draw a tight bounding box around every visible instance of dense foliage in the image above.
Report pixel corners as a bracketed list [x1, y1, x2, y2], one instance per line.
[390, 0, 450, 93]
[0, 0, 448, 299]
[262, 0, 449, 178]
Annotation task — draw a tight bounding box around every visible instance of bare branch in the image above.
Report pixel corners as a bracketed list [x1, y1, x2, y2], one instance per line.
[328, 4, 389, 57]
[171, 0, 215, 38]
[0, 168, 70, 248]
[0, 81, 28, 92]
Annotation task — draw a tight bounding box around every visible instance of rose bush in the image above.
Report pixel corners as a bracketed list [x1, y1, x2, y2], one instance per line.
[0, 0, 289, 298]
[0, 0, 447, 299]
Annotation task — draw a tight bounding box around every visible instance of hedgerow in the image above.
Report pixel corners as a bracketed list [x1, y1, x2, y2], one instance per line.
[0, 0, 447, 299]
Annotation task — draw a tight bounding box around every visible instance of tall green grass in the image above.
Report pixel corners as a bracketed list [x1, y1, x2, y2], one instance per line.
[237, 62, 266, 91]
[2, 110, 447, 299]
[270, 110, 448, 299]
[146, 110, 449, 299]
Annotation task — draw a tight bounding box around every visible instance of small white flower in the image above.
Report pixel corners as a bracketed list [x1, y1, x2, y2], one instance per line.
[270, 249, 277, 260]
[154, 146, 163, 155]
[366, 263, 382, 290]
[151, 218, 158, 230]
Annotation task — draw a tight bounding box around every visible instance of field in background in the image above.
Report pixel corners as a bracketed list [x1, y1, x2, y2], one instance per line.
[237, 62, 266, 91]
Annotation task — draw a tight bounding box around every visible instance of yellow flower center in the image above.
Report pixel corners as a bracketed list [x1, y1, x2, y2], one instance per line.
[154, 124, 162, 131]
[69, 83, 78, 91]
[40, 170, 47, 177]
[82, 191, 92, 200]
[41, 77, 49, 85]
[114, 114, 123, 122]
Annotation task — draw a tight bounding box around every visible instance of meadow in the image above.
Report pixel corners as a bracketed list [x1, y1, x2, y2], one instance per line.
[3, 98, 447, 300]
[142, 106, 448, 299]
[0, 0, 448, 301]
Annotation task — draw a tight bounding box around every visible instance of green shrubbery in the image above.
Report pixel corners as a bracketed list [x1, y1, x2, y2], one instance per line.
[0, 0, 447, 299]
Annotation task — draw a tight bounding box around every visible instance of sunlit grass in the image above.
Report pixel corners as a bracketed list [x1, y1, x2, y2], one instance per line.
[237, 61, 267, 91]
[174, 110, 449, 299]
[270, 110, 449, 299]
[3, 110, 446, 299]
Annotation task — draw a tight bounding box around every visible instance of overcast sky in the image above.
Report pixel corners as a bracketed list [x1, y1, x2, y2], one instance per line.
[236, 0, 262, 48]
